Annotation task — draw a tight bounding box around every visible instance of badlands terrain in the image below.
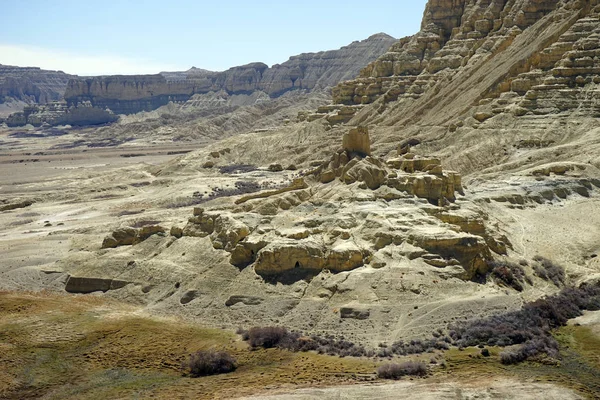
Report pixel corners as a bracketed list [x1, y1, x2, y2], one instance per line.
[2, 0, 600, 398]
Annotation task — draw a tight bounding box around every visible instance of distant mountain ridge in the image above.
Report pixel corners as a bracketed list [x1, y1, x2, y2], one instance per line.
[0, 64, 75, 105]
[62, 33, 396, 116]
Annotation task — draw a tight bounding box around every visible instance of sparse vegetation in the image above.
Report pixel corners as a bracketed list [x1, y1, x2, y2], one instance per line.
[449, 285, 600, 363]
[247, 326, 289, 349]
[9, 218, 34, 226]
[164, 196, 207, 209]
[0, 292, 378, 399]
[182, 349, 237, 377]
[532, 255, 565, 286]
[164, 180, 267, 208]
[499, 337, 559, 364]
[116, 209, 144, 217]
[489, 260, 532, 291]
[387, 337, 450, 356]
[377, 361, 428, 379]
[239, 326, 368, 357]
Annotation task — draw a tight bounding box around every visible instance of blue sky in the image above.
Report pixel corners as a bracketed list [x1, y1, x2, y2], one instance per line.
[1, 0, 428, 76]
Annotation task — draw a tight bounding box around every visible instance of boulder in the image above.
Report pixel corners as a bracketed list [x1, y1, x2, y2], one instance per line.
[327, 242, 366, 272]
[341, 157, 387, 189]
[101, 227, 137, 248]
[268, 163, 284, 172]
[170, 226, 183, 238]
[210, 215, 250, 251]
[320, 169, 336, 183]
[230, 237, 268, 268]
[180, 289, 199, 305]
[409, 228, 492, 279]
[65, 276, 131, 293]
[225, 295, 264, 307]
[101, 225, 165, 248]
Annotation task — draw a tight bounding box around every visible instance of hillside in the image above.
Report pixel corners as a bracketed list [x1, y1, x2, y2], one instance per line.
[1, 1, 600, 398]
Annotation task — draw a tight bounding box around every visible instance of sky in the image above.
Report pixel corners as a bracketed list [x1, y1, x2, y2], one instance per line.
[1, 1, 428, 76]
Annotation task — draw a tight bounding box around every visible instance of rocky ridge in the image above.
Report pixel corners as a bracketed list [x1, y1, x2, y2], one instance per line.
[311, 0, 600, 126]
[0, 64, 74, 105]
[62, 34, 396, 116]
[5, 0, 600, 354]
[177, 127, 501, 283]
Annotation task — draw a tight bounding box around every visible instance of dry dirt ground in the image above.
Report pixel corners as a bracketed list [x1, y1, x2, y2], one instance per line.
[1, 118, 600, 398]
[1, 291, 598, 399]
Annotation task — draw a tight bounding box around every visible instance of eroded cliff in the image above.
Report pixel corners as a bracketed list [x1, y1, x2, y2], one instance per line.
[63, 34, 396, 116]
[0, 64, 74, 105]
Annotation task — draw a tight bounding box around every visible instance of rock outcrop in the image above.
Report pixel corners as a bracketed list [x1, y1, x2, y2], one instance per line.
[331, 0, 600, 112]
[64, 276, 132, 293]
[64, 74, 197, 116]
[176, 127, 501, 282]
[342, 126, 372, 156]
[102, 225, 166, 248]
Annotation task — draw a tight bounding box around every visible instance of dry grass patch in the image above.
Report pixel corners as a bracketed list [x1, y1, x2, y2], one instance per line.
[0, 292, 376, 400]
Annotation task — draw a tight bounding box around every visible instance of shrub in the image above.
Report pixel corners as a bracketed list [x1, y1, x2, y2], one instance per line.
[164, 180, 265, 208]
[532, 256, 565, 286]
[389, 338, 449, 356]
[500, 336, 559, 364]
[240, 327, 366, 355]
[377, 361, 427, 380]
[247, 326, 289, 348]
[489, 260, 531, 291]
[183, 350, 237, 377]
[238, 284, 600, 364]
[449, 285, 600, 363]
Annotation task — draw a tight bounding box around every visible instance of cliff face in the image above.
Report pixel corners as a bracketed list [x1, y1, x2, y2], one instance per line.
[332, 0, 590, 106]
[64, 74, 196, 115]
[0, 64, 75, 104]
[63, 34, 396, 115]
[258, 33, 398, 96]
[4, 101, 118, 127]
[314, 0, 600, 179]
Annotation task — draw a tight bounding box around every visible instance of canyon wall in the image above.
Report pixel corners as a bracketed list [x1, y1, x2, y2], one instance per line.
[309, 0, 599, 137]
[0, 64, 74, 104]
[63, 34, 397, 116]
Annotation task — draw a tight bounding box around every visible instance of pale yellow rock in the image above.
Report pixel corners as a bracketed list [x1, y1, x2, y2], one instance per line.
[342, 126, 371, 156]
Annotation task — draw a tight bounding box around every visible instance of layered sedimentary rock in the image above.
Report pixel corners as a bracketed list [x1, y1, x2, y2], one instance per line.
[176, 127, 500, 282]
[258, 33, 397, 96]
[0, 64, 74, 104]
[63, 34, 396, 116]
[5, 101, 118, 127]
[64, 74, 197, 116]
[332, 0, 600, 110]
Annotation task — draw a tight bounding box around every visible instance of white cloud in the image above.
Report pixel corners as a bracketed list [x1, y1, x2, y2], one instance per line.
[0, 44, 185, 76]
